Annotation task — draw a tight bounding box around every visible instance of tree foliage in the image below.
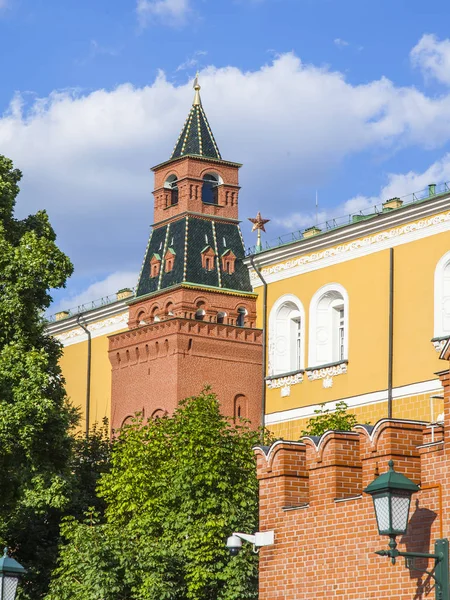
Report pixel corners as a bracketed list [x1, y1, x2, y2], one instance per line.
[301, 401, 359, 437]
[47, 389, 265, 600]
[0, 155, 112, 598]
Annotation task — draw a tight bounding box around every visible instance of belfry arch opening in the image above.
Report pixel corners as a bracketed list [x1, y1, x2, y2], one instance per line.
[164, 174, 179, 206]
[202, 173, 220, 204]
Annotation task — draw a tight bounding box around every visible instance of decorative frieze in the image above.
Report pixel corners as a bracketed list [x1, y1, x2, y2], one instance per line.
[307, 362, 348, 387]
[251, 210, 450, 282]
[54, 313, 129, 345]
[266, 372, 303, 389]
[432, 338, 448, 352]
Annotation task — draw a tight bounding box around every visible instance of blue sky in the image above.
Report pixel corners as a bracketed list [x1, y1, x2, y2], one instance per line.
[2, 0, 450, 312]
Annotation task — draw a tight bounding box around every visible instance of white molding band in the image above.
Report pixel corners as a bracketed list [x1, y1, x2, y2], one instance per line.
[264, 378, 444, 426]
[251, 210, 450, 287]
[53, 313, 129, 347]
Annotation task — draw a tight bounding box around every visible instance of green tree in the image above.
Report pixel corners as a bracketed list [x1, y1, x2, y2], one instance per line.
[0, 154, 76, 598]
[47, 389, 265, 600]
[301, 401, 359, 437]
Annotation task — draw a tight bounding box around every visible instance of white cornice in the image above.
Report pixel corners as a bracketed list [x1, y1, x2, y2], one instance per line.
[250, 206, 450, 287]
[46, 300, 130, 347]
[248, 194, 450, 269]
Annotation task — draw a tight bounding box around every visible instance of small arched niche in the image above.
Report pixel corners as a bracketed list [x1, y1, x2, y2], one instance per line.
[234, 394, 248, 422]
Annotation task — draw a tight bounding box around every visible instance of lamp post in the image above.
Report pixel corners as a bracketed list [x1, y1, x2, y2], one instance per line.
[0, 548, 26, 600]
[364, 460, 449, 600]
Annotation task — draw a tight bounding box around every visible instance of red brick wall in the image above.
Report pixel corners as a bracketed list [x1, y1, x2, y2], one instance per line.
[153, 157, 240, 224]
[255, 372, 450, 600]
[109, 316, 263, 431]
[128, 286, 257, 329]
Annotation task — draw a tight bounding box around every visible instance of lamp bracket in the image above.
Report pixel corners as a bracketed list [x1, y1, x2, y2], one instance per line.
[375, 538, 449, 600]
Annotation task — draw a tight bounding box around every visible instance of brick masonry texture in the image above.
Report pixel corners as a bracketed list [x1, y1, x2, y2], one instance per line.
[153, 156, 240, 224]
[109, 312, 262, 431]
[255, 364, 450, 599]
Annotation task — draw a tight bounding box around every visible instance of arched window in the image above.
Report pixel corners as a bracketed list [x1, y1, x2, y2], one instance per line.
[195, 309, 205, 321]
[150, 306, 160, 323]
[217, 311, 226, 324]
[434, 251, 450, 338]
[202, 173, 219, 204]
[164, 174, 178, 206]
[237, 307, 246, 327]
[268, 295, 305, 375]
[309, 284, 349, 367]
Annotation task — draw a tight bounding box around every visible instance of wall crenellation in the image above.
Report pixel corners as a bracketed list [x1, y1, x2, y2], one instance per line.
[255, 367, 450, 599]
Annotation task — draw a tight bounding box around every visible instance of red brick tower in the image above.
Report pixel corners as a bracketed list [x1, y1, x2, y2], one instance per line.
[109, 77, 263, 431]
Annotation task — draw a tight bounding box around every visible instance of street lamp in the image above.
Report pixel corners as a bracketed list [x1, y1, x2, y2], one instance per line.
[0, 548, 26, 600]
[364, 460, 449, 600]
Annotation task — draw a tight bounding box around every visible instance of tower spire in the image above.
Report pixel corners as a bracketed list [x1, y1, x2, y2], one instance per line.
[170, 75, 222, 161]
[193, 72, 201, 106]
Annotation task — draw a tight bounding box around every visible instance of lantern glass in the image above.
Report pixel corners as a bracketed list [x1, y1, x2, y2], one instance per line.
[391, 492, 412, 533]
[372, 490, 412, 536]
[0, 574, 19, 600]
[373, 493, 390, 533]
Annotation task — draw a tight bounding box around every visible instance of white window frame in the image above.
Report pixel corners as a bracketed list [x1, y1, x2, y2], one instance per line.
[268, 294, 305, 376]
[308, 283, 349, 367]
[434, 251, 450, 338]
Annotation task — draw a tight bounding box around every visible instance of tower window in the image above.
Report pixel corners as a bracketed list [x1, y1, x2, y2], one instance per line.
[201, 246, 216, 270]
[164, 174, 179, 206]
[164, 248, 176, 273]
[217, 311, 226, 324]
[202, 173, 219, 204]
[237, 307, 246, 327]
[221, 250, 236, 275]
[150, 254, 162, 278]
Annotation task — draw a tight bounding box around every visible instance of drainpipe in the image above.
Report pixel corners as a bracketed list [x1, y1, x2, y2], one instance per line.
[250, 255, 267, 432]
[388, 248, 394, 419]
[77, 314, 91, 437]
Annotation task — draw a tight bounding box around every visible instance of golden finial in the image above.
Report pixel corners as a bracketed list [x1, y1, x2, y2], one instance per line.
[193, 71, 201, 106]
[249, 212, 270, 252]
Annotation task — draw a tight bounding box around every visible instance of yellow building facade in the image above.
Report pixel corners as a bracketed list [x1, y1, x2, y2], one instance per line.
[248, 188, 450, 439]
[47, 185, 450, 439]
[46, 290, 132, 434]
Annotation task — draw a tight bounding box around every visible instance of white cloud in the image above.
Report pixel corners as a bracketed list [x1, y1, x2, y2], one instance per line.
[176, 50, 208, 72]
[334, 38, 349, 48]
[3, 49, 450, 301]
[411, 34, 450, 86]
[136, 0, 190, 27]
[51, 271, 138, 315]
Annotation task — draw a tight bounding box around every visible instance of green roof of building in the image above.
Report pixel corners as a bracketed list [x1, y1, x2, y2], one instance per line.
[170, 76, 222, 161]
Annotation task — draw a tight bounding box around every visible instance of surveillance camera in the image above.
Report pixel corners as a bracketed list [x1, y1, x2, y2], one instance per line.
[226, 534, 242, 556]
